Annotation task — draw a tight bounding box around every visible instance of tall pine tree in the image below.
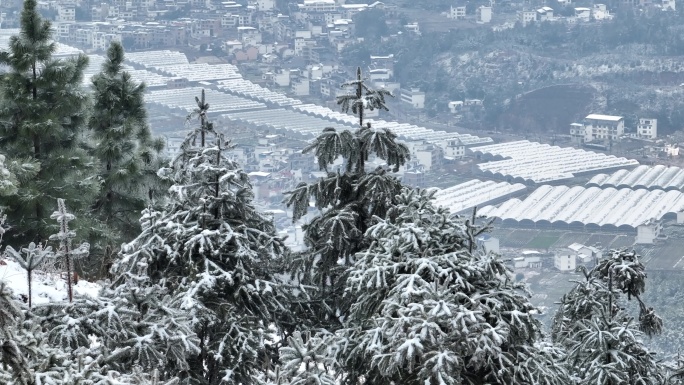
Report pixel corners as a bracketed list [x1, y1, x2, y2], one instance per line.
[113, 90, 288, 384]
[89, 41, 165, 261]
[283, 67, 409, 330]
[277, 189, 570, 385]
[552, 250, 665, 384]
[0, 0, 96, 246]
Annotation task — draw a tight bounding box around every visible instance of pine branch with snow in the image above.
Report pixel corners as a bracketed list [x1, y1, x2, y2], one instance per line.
[113, 90, 288, 384]
[552, 250, 666, 384]
[282, 71, 409, 331]
[49, 199, 90, 303]
[279, 188, 570, 385]
[5, 242, 53, 308]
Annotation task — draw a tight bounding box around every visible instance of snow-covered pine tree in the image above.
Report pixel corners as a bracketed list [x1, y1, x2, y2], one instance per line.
[34, 277, 198, 383]
[113, 89, 287, 384]
[49, 199, 90, 303]
[0, 222, 76, 385]
[336, 67, 392, 128]
[89, 41, 165, 264]
[0, 0, 97, 247]
[552, 250, 665, 384]
[296, 188, 568, 385]
[5, 242, 53, 309]
[283, 68, 409, 330]
[20, 201, 198, 383]
[277, 331, 336, 385]
[0, 282, 33, 385]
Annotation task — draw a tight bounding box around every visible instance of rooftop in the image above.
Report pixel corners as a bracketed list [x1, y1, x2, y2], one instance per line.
[585, 114, 623, 121]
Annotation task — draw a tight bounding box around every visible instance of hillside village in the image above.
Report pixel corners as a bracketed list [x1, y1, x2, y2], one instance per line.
[0, 0, 679, 270]
[4, 0, 684, 381]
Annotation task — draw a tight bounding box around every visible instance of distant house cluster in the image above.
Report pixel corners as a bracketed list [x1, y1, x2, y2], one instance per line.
[517, 3, 614, 26]
[570, 114, 658, 146]
[554, 243, 602, 272]
[29, 0, 395, 72]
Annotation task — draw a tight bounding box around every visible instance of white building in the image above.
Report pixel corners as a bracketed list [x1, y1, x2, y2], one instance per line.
[554, 254, 576, 272]
[255, 0, 275, 11]
[574, 7, 591, 21]
[536, 6, 553, 21]
[298, 0, 337, 12]
[585, 113, 624, 141]
[444, 138, 466, 160]
[400, 88, 425, 109]
[514, 254, 542, 269]
[448, 100, 464, 113]
[570, 122, 585, 144]
[592, 3, 612, 20]
[637, 118, 657, 139]
[404, 22, 420, 34]
[665, 143, 680, 157]
[571, 114, 625, 144]
[662, 0, 676, 10]
[567, 242, 602, 262]
[291, 77, 310, 96]
[637, 219, 663, 244]
[476, 6, 492, 23]
[449, 5, 466, 19]
[369, 68, 391, 82]
[409, 140, 443, 171]
[519, 10, 536, 26]
[57, 4, 76, 23]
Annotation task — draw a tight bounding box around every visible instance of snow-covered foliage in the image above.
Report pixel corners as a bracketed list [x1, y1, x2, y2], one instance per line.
[283, 71, 409, 330]
[0, 154, 17, 197]
[113, 89, 287, 384]
[5, 242, 53, 308]
[49, 199, 90, 303]
[336, 67, 392, 128]
[277, 331, 336, 385]
[552, 250, 665, 384]
[0, 0, 97, 246]
[90, 41, 166, 257]
[278, 188, 569, 385]
[0, 282, 33, 384]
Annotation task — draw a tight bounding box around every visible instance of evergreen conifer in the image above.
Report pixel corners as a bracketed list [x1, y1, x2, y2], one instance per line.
[552, 250, 665, 384]
[0, 0, 96, 246]
[89, 41, 165, 263]
[113, 90, 287, 384]
[278, 189, 570, 385]
[283, 67, 409, 330]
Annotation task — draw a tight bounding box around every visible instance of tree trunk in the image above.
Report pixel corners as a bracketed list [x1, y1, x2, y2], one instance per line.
[357, 67, 363, 128]
[66, 244, 73, 302]
[27, 269, 32, 309]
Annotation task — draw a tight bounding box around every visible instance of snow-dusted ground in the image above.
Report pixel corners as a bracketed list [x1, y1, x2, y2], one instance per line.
[0, 258, 101, 304]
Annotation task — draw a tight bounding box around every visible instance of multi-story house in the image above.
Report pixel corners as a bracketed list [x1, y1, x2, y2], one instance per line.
[476, 6, 492, 23]
[252, 0, 275, 12]
[519, 10, 536, 26]
[274, 17, 294, 41]
[400, 88, 425, 109]
[637, 118, 657, 139]
[444, 139, 466, 160]
[410, 141, 443, 172]
[449, 5, 466, 19]
[297, 0, 337, 13]
[571, 114, 625, 144]
[57, 4, 76, 23]
[536, 6, 553, 21]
